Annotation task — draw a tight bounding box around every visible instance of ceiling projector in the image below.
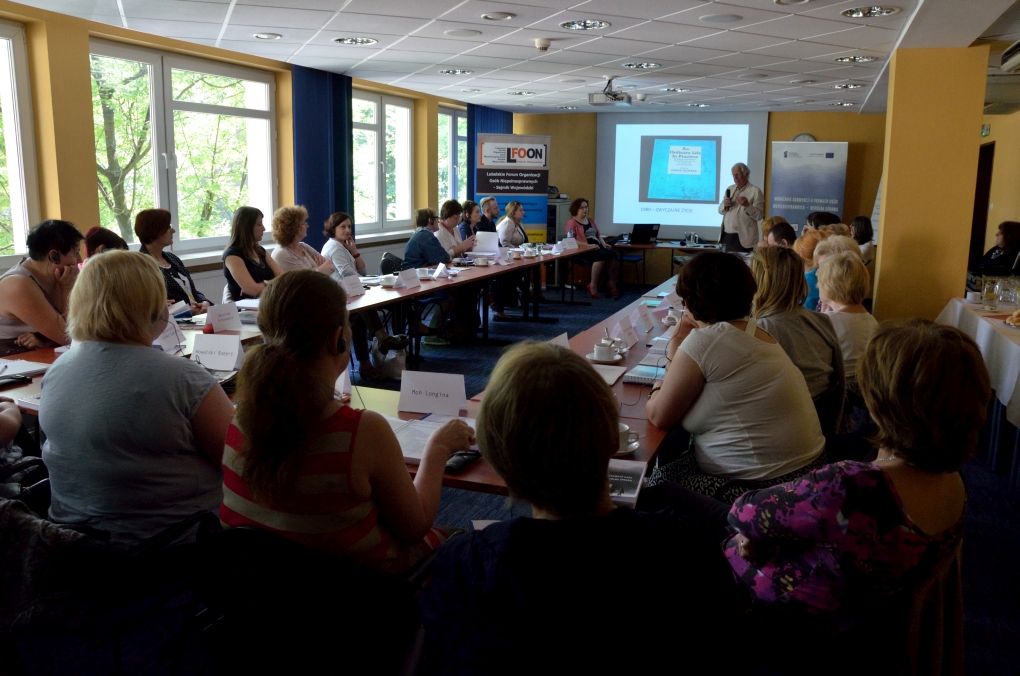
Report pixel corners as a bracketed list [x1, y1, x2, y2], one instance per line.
[588, 77, 631, 106]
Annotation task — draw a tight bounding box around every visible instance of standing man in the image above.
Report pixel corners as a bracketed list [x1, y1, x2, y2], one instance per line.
[477, 196, 499, 233]
[718, 163, 764, 252]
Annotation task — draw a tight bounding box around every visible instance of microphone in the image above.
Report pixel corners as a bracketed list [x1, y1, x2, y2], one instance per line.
[724, 188, 731, 212]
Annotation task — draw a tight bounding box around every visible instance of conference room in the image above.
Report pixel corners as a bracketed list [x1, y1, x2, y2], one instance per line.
[0, 0, 1019, 673]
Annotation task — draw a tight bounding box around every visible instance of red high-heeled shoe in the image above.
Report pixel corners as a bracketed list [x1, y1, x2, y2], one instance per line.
[588, 283, 602, 300]
[609, 287, 620, 298]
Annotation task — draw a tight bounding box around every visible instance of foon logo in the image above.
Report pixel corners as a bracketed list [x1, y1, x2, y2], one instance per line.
[505, 146, 544, 162]
[481, 141, 548, 167]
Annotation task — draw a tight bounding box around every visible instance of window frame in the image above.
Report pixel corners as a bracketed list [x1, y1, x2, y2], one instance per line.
[352, 90, 414, 233]
[438, 106, 467, 203]
[89, 39, 277, 253]
[0, 19, 41, 268]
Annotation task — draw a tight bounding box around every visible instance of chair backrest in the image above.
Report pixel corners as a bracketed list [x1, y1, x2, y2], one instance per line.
[380, 252, 403, 276]
[814, 377, 846, 440]
[904, 539, 965, 675]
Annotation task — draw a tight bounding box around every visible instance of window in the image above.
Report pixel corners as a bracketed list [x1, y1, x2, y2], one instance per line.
[353, 92, 413, 232]
[0, 20, 39, 259]
[438, 108, 467, 203]
[90, 40, 276, 251]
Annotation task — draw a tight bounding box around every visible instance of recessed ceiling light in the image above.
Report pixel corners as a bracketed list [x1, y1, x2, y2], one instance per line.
[333, 37, 377, 45]
[507, 91, 535, 95]
[462, 88, 480, 92]
[830, 101, 857, 107]
[700, 13, 743, 23]
[841, 6, 901, 18]
[438, 69, 472, 75]
[834, 55, 876, 63]
[660, 87, 691, 93]
[560, 78, 586, 83]
[482, 12, 516, 20]
[738, 72, 769, 79]
[445, 29, 482, 38]
[622, 62, 660, 69]
[254, 32, 282, 40]
[774, 0, 811, 4]
[688, 103, 711, 108]
[560, 19, 611, 30]
[558, 106, 577, 110]
[789, 79, 816, 84]
[831, 83, 865, 89]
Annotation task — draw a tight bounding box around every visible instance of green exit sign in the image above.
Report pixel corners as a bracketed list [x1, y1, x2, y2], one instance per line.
[982, 124, 991, 137]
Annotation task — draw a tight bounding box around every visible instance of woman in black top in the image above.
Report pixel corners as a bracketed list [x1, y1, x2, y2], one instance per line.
[135, 208, 212, 314]
[223, 206, 284, 300]
[974, 221, 1020, 277]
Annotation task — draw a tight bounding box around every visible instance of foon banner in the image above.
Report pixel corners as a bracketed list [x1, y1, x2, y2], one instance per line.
[769, 141, 848, 229]
[476, 133, 550, 242]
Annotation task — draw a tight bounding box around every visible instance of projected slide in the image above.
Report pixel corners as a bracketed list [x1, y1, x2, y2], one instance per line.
[612, 123, 750, 228]
[639, 136, 721, 203]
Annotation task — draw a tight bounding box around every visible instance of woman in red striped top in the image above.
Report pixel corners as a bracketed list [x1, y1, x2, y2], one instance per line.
[220, 269, 471, 574]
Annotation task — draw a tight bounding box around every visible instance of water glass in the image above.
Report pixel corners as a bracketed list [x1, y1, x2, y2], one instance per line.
[983, 279, 998, 311]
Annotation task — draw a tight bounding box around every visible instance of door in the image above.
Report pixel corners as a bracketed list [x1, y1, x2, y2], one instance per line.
[969, 142, 995, 270]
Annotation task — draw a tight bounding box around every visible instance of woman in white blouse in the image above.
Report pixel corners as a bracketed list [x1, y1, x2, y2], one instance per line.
[434, 200, 476, 257]
[270, 206, 337, 274]
[497, 201, 528, 248]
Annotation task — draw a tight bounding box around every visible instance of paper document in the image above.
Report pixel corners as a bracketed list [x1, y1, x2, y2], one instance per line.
[0, 360, 50, 377]
[592, 364, 626, 386]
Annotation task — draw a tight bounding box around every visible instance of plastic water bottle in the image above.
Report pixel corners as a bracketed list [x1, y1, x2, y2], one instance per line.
[566, 226, 574, 239]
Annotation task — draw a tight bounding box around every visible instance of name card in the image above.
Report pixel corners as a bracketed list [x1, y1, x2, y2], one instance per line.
[399, 370, 466, 415]
[207, 302, 243, 332]
[432, 263, 448, 281]
[157, 319, 185, 355]
[399, 268, 421, 289]
[342, 275, 365, 299]
[335, 368, 351, 396]
[192, 334, 244, 371]
[664, 290, 682, 309]
[614, 317, 640, 348]
[559, 237, 578, 250]
[636, 304, 656, 332]
[549, 332, 570, 349]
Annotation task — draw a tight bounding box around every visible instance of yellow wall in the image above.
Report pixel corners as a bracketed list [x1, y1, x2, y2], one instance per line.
[765, 111, 887, 222]
[0, 0, 293, 234]
[980, 110, 1020, 249]
[874, 46, 989, 321]
[514, 112, 597, 206]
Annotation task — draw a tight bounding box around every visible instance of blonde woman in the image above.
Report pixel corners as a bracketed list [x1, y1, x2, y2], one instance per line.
[818, 252, 878, 382]
[270, 205, 336, 274]
[41, 251, 234, 547]
[792, 229, 828, 310]
[497, 201, 528, 247]
[752, 246, 845, 435]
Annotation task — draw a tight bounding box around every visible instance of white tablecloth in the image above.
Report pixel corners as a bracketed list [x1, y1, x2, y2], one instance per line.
[936, 298, 1020, 426]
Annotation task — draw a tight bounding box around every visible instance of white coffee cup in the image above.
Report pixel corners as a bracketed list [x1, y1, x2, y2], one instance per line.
[618, 423, 639, 453]
[522, 249, 536, 258]
[600, 338, 614, 348]
[593, 344, 615, 361]
[381, 274, 397, 287]
[667, 309, 680, 322]
[416, 268, 429, 277]
[966, 291, 981, 303]
[474, 257, 489, 266]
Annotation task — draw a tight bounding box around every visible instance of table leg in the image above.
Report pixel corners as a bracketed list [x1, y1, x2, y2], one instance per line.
[517, 261, 558, 324]
[545, 256, 590, 307]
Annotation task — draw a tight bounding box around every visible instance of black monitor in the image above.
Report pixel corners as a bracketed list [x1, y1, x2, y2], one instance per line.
[631, 224, 660, 244]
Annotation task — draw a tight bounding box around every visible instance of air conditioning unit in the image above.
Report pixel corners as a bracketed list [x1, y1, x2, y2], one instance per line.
[588, 91, 631, 106]
[1000, 39, 1020, 73]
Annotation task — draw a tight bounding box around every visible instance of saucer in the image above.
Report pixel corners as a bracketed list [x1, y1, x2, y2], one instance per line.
[586, 353, 623, 365]
[662, 317, 679, 326]
[614, 440, 640, 457]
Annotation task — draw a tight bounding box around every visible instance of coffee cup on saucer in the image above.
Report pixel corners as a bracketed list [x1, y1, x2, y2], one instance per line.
[667, 308, 681, 322]
[474, 257, 489, 266]
[618, 423, 639, 453]
[380, 274, 397, 288]
[593, 344, 615, 361]
[966, 291, 981, 303]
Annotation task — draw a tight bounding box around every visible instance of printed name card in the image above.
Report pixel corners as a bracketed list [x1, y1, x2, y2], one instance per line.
[636, 303, 656, 332]
[559, 237, 578, 250]
[615, 316, 640, 348]
[432, 263, 448, 281]
[206, 302, 243, 332]
[664, 290, 682, 309]
[399, 371, 466, 415]
[549, 332, 570, 349]
[157, 319, 185, 355]
[399, 268, 421, 289]
[192, 334, 244, 371]
[342, 275, 365, 299]
[335, 368, 351, 396]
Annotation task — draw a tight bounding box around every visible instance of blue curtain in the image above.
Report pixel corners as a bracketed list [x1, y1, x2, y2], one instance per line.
[466, 104, 513, 199]
[292, 65, 354, 253]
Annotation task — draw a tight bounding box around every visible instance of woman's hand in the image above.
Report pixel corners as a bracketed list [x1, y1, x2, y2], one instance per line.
[423, 419, 474, 462]
[15, 332, 47, 350]
[190, 301, 211, 315]
[455, 235, 477, 256]
[54, 264, 78, 292]
[341, 237, 359, 256]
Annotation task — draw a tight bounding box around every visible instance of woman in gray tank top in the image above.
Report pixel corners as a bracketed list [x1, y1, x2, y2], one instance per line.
[0, 220, 82, 356]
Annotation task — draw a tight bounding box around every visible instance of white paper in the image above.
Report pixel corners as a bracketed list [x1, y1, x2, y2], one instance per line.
[619, 315, 633, 331]
[664, 290, 682, 309]
[235, 298, 260, 311]
[472, 520, 500, 531]
[591, 364, 626, 386]
[432, 263, 448, 280]
[167, 300, 189, 316]
[192, 334, 244, 371]
[620, 324, 641, 348]
[342, 274, 365, 299]
[335, 368, 351, 395]
[157, 319, 184, 354]
[636, 304, 656, 332]
[0, 360, 49, 377]
[399, 268, 421, 289]
[399, 371, 467, 415]
[473, 231, 499, 257]
[549, 332, 570, 349]
[206, 302, 243, 332]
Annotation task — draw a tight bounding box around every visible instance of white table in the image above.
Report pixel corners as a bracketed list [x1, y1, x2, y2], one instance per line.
[936, 298, 1020, 427]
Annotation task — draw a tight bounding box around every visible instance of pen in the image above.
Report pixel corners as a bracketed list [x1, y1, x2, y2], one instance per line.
[0, 364, 7, 375]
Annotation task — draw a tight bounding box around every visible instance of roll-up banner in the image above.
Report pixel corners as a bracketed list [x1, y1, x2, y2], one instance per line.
[475, 133, 551, 242]
[769, 141, 848, 229]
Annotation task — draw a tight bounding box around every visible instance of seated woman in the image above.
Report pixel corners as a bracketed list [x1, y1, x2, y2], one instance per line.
[645, 251, 825, 502]
[83, 226, 128, 262]
[457, 200, 480, 240]
[792, 229, 828, 310]
[974, 220, 1020, 277]
[720, 320, 987, 614]
[818, 252, 878, 383]
[419, 342, 740, 674]
[402, 208, 450, 270]
[269, 205, 337, 274]
[0, 220, 81, 356]
[136, 208, 213, 315]
[434, 200, 476, 258]
[41, 250, 234, 547]
[752, 246, 845, 435]
[318, 211, 408, 381]
[491, 201, 532, 320]
[565, 197, 618, 299]
[223, 206, 284, 300]
[220, 269, 467, 573]
[496, 201, 528, 248]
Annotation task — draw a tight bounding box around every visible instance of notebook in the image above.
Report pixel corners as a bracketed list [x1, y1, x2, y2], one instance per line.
[622, 364, 665, 385]
[16, 392, 41, 412]
[0, 360, 50, 377]
[646, 335, 672, 355]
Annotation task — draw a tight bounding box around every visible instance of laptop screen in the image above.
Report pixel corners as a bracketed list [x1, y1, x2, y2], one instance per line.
[631, 224, 660, 244]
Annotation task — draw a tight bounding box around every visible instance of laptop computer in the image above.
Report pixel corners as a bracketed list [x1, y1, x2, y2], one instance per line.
[630, 224, 660, 245]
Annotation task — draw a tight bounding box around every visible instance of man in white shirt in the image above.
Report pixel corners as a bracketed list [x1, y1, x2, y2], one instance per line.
[718, 163, 764, 253]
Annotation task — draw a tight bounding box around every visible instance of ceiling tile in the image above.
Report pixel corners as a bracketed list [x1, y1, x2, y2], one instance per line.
[121, 0, 228, 22]
[228, 4, 335, 29]
[598, 56, 686, 70]
[128, 19, 223, 40]
[216, 39, 301, 56]
[660, 2, 787, 29]
[464, 43, 546, 59]
[699, 52, 792, 68]
[608, 20, 721, 44]
[482, 69, 554, 81]
[716, 0, 858, 16]
[410, 20, 520, 42]
[438, 1, 564, 27]
[639, 43, 733, 63]
[288, 56, 361, 74]
[26, 0, 123, 18]
[441, 55, 527, 69]
[394, 36, 489, 54]
[225, 24, 318, 42]
[340, 0, 464, 20]
[682, 30, 789, 51]
[500, 59, 579, 74]
[368, 49, 436, 62]
[577, 0, 709, 21]
[347, 59, 427, 72]
[322, 12, 429, 35]
[746, 40, 851, 59]
[567, 37, 671, 57]
[803, 25, 900, 50]
[237, 0, 346, 7]
[736, 15, 864, 41]
[490, 28, 592, 49]
[657, 62, 741, 78]
[525, 13, 647, 36]
[531, 50, 618, 67]
[307, 32, 408, 49]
